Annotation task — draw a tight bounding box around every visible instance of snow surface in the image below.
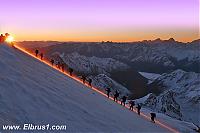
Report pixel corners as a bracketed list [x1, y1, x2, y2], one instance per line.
[0, 43, 171, 132]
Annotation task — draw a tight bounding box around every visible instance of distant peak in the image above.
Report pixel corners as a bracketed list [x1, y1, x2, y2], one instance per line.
[155, 38, 162, 41]
[151, 38, 162, 43]
[168, 38, 176, 42]
[190, 39, 200, 44]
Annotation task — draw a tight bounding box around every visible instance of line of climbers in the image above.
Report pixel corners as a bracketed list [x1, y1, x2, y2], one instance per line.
[105, 87, 156, 123]
[35, 49, 93, 85]
[35, 49, 156, 123]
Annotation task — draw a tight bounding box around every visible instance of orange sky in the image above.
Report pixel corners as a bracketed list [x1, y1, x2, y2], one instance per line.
[10, 27, 199, 42]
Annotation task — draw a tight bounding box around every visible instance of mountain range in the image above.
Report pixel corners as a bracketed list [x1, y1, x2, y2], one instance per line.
[17, 38, 200, 126]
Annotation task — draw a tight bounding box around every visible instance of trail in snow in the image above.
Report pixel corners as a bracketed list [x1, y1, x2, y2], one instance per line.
[0, 43, 178, 132]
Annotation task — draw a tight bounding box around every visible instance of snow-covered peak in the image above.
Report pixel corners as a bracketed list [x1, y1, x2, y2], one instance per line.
[149, 69, 200, 125]
[61, 52, 130, 75]
[136, 92, 182, 120]
[156, 69, 200, 94]
[168, 38, 176, 42]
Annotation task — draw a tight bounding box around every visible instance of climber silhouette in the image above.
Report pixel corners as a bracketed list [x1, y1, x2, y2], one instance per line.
[81, 76, 86, 84]
[50, 59, 54, 66]
[129, 100, 135, 111]
[105, 88, 111, 98]
[57, 62, 61, 69]
[35, 49, 39, 57]
[113, 90, 120, 102]
[150, 113, 156, 123]
[40, 53, 43, 60]
[136, 104, 141, 115]
[5, 33, 10, 37]
[69, 68, 73, 76]
[0, 34, 5, 43]
[121, 95, 127, 106]
[61, 64, 65, 72]
[88, 78, 92, 86]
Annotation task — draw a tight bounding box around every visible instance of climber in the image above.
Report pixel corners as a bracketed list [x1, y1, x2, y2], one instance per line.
[35, 49, 39, 57]
[121, 95, 127, 106]
[88, 78, 92, 86]
[5, 33, 10, 37]
[136, 104, 141, 115]
[0, 34, 4, 43]
[105, 87, 111, 98]
[69, 68, 73, 76]
[57, 62, 61, 69]
[113, 90, 120, 102]
[81, 76, 86, 84]
[40, 53, 43, 60]
[50, 59, 54, 66]
[150, 113, 156, 123]
[129, 100, 135, 111]
[61, 64, 65, 72]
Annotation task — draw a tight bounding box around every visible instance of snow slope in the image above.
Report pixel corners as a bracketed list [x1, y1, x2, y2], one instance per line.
[0, 43, 170, 132]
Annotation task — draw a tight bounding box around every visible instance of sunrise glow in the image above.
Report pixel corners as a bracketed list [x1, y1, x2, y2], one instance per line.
[5, 36, 14, 43]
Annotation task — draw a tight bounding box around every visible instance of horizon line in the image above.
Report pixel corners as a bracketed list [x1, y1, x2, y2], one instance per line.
[16, 38, 200, 44]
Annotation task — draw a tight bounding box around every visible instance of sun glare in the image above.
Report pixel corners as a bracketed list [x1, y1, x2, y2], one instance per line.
[6, 36, 14, 43]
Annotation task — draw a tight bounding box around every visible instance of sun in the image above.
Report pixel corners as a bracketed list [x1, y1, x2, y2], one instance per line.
[6, 36, 14, 43]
